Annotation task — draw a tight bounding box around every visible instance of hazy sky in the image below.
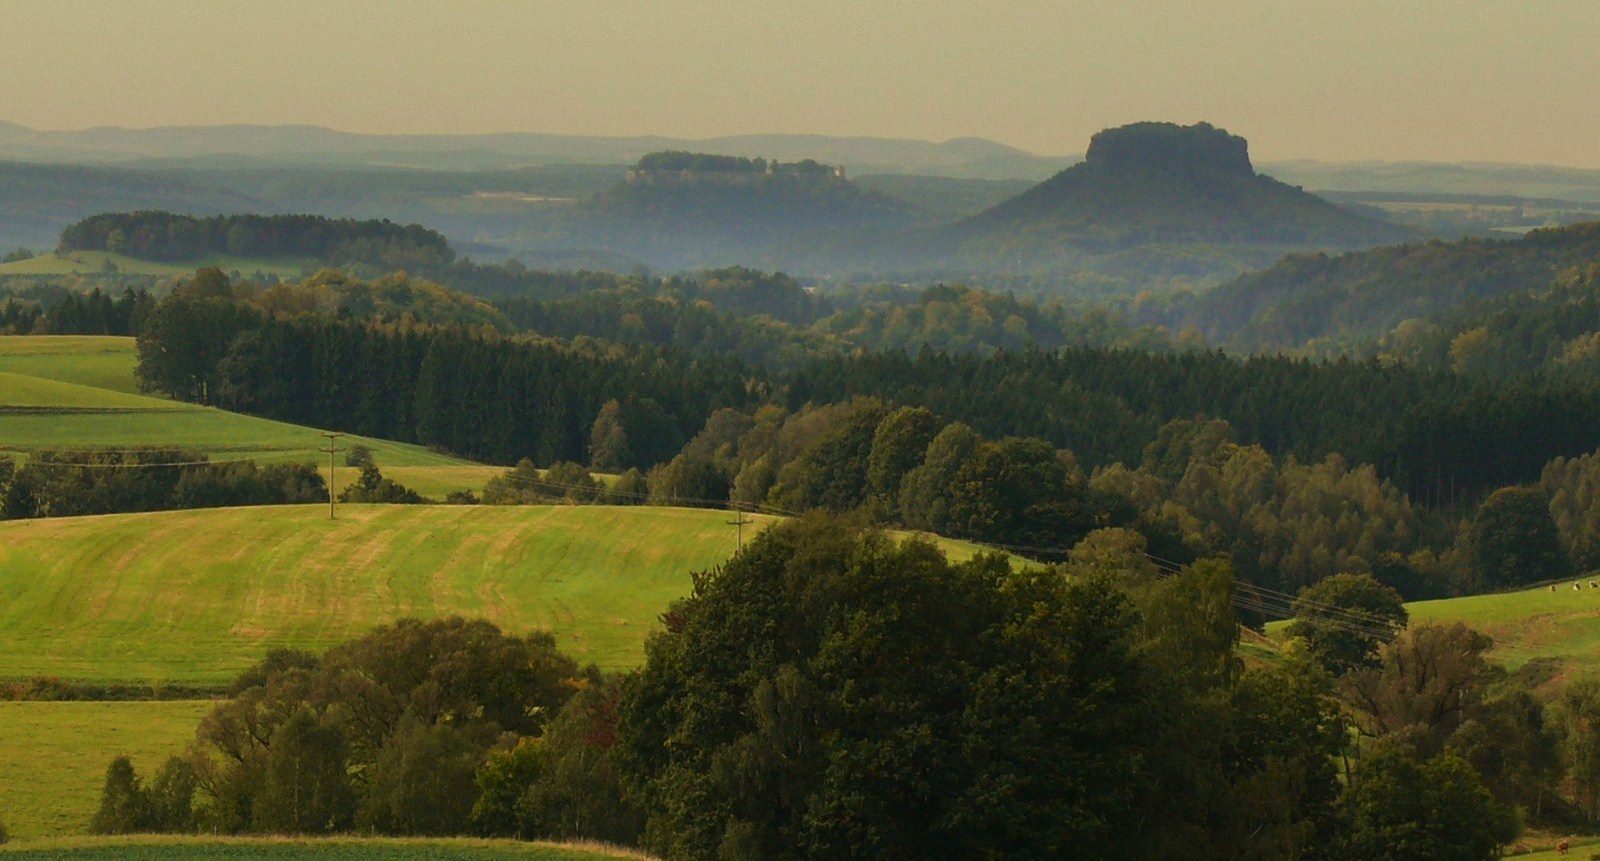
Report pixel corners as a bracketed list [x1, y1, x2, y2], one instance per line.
[3, 0, 1598, 166]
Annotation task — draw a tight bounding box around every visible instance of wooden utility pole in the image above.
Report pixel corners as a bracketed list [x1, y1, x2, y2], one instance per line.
[727, 506, 753, 552]
[319, 431, 345, 520]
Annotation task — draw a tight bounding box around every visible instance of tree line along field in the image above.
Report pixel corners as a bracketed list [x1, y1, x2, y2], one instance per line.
[0, 336, 472, 481]
[5, 334, 1600, 854]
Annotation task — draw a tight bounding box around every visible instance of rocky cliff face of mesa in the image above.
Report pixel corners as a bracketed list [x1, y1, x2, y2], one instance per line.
[1082, 121, 1254, 178]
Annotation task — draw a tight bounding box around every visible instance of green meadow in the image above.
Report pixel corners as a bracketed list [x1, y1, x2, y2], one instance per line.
[0, 336, 466, 469]
[0, 251, 314, 278]
[0, 335, 145, 393]
[1407, 583, 1600, 681]
[0, 503, 998, 684]
[0, 504, 770, 682]
[1260, 583, 1600, 688]
[0, 837, 651, 859]
[0, 700, 212, 841]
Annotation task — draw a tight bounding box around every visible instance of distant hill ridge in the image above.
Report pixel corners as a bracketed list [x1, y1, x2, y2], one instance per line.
[1165, 219, 1600, 352]
[0, 118, 1071, 179]
[56, 211, 453, 268]
[626, 150, 848, 183]
[958, 121, 1407, 249]
[553, 150, 919, 270]
[767, 121, 1416, 287]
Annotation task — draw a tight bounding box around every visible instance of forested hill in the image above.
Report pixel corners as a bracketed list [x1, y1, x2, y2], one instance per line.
[57, 211, 454, 269]
[1164, 220, 1600, 353]
[938, 122, 1409, 268]
[1368, 262, 1600, 378]
[548, 151, 920, 270]
[131, 272, 1600, 508]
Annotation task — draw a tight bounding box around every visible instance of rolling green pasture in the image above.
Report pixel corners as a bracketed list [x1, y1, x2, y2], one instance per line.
[0, 336, 464, 468]
[0, 335, 143, 393]
[1407, 584, 1600, 681]
[0, 251, 314, 278]
[1264, 584, 1600, 685]
[320, 464, 507, 500]
[0, 503, 1002, 684]
[0, 700, 211, 841]
[0, 504, 768, 682]
[0, 836, 650, 859]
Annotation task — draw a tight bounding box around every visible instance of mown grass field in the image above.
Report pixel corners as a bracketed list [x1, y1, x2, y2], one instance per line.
[0, 251, 315, 278]
[0, 335, 145, 393]
[0, 836, 651, 859]
[0, 336, 466, 469]
[1407, 583, 1600, 681]
[319, 463, 507, 500]
[0, 700, 211, 841]
[0, 504, 770, 682]
[0, 503, 999, 684]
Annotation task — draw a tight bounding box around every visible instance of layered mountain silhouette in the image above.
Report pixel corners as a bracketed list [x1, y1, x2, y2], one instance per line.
[1, 120, 1421, 293]
[540, 152, 922, 270]
[957, 122, 1404, 248]
[917, 122, 1411, 279]
[0, 119, 1069, 178]
[767, 122, 1413, 288]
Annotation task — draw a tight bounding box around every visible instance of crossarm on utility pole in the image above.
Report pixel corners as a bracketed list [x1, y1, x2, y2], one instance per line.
[319, 432, 346, 520]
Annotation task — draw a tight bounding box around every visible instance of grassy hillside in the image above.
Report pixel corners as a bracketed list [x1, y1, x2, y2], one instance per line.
[0, 701, 212, 841]
[0, 504, 997, 684]
[0, 837, 651, 858]
[1406, 583, 1600, 682]
[0, 251, 312, 278]
[0, 335, 465, 469]
[1265, 581, 1600, 686]
[0, 504, 758, 682]
[0, 335, 145, 393]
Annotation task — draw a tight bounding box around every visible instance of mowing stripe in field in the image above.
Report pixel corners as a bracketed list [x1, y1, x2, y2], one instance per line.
[0, 504, 770, 683]
[0, 503, 1008, 685]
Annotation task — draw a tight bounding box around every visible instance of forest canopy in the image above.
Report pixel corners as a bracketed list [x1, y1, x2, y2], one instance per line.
[57, 211, 454, 268]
